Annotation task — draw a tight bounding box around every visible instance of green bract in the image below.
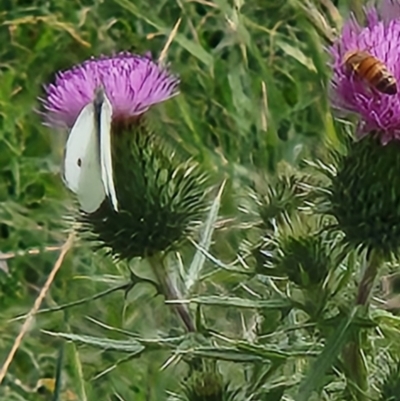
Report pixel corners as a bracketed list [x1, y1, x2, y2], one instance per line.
[182, 371, 236, 401]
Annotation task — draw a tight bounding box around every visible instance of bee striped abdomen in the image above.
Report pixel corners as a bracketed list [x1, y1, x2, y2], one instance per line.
[343, 50, 397, 95]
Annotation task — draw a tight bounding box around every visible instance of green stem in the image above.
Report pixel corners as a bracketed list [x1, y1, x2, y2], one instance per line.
[355, 250, 381, 306]
[344, 249, 381, 401]
[148, 253, 195, 332]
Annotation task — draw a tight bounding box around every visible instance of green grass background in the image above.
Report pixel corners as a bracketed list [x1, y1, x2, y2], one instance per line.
[0, 0, 374, 400]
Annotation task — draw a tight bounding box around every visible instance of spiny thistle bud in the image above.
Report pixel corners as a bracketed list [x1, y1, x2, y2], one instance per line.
[251, 166, 314, 231]
[378, 359, 400, 401]
[182, 371, 236, 401]
[80, 121, 209, 259]
[41, 52, 209, 259]
[258, 220, 338, 289]
[328, 135, 400, 255]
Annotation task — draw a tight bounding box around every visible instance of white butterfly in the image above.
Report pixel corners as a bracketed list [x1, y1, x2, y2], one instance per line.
[63, 85, 119, 213]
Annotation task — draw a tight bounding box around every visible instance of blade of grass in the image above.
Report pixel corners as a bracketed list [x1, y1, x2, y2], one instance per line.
[296, 306, 358, 401]
[184, 180, 226, 294]
[52, 344, 64, 401]
[112, 0, 213, 66]
[0, 233, 74, 385]
[64, 310, 88, 401]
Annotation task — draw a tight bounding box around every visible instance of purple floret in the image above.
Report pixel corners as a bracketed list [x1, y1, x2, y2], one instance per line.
[41, 52, 180, 128]
[329, 0, 400, 143]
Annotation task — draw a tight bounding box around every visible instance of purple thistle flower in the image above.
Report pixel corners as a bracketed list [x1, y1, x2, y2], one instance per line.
[329, 0, 400, 144]
[41, 52, 180, 128]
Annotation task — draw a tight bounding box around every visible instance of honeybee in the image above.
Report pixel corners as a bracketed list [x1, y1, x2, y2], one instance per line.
[343, 50, 397, 95]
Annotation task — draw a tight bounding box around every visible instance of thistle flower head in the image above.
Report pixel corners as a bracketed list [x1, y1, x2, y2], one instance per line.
[42, 52, 209, 259]
[329, 0, 400, 143]
[42, 52, 179, 128]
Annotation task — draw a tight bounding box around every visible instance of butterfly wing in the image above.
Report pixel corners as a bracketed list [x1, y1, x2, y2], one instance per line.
[63, 101, 106, 214]
[95, 87, 119, 212]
